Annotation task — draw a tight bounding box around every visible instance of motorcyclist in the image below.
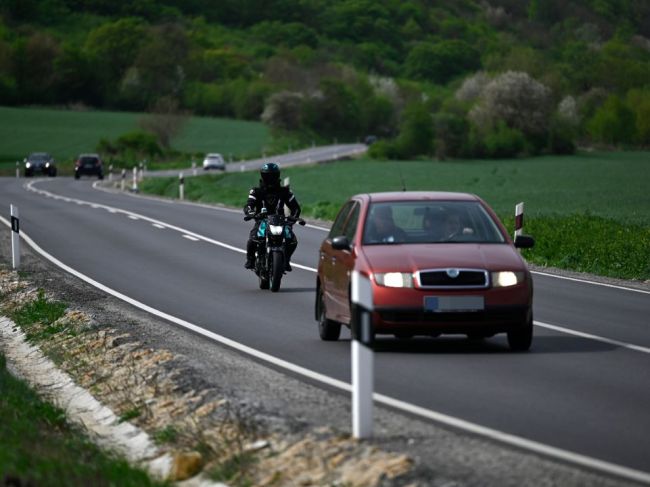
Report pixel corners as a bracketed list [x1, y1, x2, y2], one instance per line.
[244, 162, 301, 271]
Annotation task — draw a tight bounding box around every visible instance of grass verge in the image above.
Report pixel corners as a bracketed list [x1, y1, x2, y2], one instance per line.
[139, 152, 650, 281]
[0, 353, 167, 487]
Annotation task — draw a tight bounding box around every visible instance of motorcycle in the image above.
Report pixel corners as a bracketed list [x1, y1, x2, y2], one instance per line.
[244, 210, 305, 292]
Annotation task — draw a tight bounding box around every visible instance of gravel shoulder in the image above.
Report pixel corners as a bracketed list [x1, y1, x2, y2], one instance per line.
[0, 219, 643, 486]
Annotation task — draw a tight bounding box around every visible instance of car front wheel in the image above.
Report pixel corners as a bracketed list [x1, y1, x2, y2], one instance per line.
[507, 314, 533, 351]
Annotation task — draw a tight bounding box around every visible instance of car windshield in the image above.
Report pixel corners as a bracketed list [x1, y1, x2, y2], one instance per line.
[362, 201, 506, 245]
[28, 153, 50, 161]
[80, 157, 98, 164]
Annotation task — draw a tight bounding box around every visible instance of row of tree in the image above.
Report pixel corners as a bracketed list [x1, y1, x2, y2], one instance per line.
[1, 0, 649, 158]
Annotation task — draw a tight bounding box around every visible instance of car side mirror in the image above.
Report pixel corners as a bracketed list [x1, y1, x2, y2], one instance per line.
[331, 236, 351, 251]
[514, 235, 535, 249]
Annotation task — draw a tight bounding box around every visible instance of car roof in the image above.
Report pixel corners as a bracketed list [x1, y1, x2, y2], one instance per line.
[28, 152, 51, 157]
[78, 153, 100, 158]
[206, 153, 222, 157]
[355, 191, 480, 203]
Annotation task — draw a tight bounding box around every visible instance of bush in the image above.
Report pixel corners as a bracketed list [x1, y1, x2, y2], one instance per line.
[587, 95, 637, 146]
[482, 121, 526, 158]
[97, 131, 163, 163]
[469, 71, 552, 138]
[547, 115, 577, 154]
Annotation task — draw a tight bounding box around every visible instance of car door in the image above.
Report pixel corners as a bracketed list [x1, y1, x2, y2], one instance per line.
[320, 201, 354, 317]
[330, 201, 361, 323]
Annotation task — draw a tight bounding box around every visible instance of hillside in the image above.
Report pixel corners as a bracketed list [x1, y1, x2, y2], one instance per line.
[1, 0, 649, 158]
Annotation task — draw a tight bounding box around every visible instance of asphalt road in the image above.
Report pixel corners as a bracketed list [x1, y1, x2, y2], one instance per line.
[1, 175, 649, 483]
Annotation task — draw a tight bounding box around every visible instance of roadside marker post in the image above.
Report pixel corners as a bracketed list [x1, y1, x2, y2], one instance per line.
[15, 161, 19, 179]
[179, 173, 185, 201]
[515, 202, 524, 239]
[351, 270, 374, 439]
[10, 205, 20, 270]
[108, 164, 113, 182]
[132, 167, 138, 192]
[121, 169, 126, 191]
[192, 161, 197, 177]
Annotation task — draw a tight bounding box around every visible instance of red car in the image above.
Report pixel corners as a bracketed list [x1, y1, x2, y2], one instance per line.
[315, 192, 536, 351]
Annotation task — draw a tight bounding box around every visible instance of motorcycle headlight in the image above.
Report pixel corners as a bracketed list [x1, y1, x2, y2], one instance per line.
[492, 271, 524, 287]
[374, 272, 413, 288]
[269, 224, 284, 236]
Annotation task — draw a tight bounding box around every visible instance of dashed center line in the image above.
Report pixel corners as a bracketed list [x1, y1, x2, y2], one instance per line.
[127, 215, 139, 220]
[152, 224, 165, 229]
[182, 235, 200, 241]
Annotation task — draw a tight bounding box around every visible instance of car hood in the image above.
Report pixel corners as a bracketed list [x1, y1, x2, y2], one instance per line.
[360, 243, 526, 272]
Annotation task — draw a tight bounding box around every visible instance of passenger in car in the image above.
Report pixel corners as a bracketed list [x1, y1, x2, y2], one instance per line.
[366, 205, 407, 243]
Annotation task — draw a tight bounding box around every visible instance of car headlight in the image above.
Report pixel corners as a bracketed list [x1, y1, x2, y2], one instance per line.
[45, 162, 50, 168]
[492, 271, 524, 287]
[269, 224, 284, 236]
[374, 272, 413, 288]
[25, 162, 31, 168]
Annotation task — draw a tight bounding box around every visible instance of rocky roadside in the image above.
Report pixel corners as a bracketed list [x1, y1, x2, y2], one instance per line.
[0, 228, 641, 487]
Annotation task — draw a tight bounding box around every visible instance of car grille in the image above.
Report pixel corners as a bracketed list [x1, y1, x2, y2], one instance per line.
[417, 269, 488, 289]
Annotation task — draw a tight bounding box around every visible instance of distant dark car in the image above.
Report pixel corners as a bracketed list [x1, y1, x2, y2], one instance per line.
[74, 154, 104, 180]
[24, 152, 57, 177]
[316, 192, 536, 351]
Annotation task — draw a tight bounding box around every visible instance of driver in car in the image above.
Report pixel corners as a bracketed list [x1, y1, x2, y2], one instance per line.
[244, 163, 301, 271]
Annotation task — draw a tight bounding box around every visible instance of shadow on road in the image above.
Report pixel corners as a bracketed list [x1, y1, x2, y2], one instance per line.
[279, 287, 316, 293]
[367, 335, 617, 354]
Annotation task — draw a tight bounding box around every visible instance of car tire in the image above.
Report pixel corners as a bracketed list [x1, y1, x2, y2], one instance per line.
[74, 173, 80, 180]
[49, 168, 57, 177]
[507, 314, 533, 351]
[317, 289, 341, 341]
[98, 173, 104, 180]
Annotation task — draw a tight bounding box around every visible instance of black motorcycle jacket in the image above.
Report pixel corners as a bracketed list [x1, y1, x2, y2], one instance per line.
[244, 182, 301, 219]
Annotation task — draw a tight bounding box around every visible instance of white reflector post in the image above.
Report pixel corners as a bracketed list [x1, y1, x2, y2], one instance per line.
[515, 202, 524, 239]
[10, 204, 20, 269]
[351, 270, 374, 439]
[121, 168, 126, 191]
[132, 166, 138, 192]
[179, 172, 185, 201]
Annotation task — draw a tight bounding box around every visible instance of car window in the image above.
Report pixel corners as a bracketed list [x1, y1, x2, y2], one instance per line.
[329, 201, 354, 238]
[362, 201, 505, 245]
[343, 202, 361, 241]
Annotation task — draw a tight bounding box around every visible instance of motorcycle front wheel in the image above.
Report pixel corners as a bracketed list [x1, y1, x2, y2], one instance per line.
[270, 251, 284, 292]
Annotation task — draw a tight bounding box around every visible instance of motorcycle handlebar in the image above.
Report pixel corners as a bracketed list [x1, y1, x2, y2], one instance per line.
[244, 213, 306, 226]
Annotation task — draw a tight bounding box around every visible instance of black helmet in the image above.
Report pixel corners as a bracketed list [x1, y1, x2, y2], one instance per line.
[260, 162, 281, 187]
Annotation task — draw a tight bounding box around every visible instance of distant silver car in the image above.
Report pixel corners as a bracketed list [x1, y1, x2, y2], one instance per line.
[203, 153, 226, 171]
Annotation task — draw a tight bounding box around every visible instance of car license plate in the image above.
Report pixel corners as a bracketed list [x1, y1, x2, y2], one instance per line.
[424, 296, 484, 312]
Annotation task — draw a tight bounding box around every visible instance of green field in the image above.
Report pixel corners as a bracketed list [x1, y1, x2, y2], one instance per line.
[140, 152, 650, 280]
[142, 152, 650, 225]
[0, 106, 271, 165]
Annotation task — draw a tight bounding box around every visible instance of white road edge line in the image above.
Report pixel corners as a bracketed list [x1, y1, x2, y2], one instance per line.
[1, 214, 649, 485]
[535, 321, 650, 354]
[92, 180, 650, 295]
